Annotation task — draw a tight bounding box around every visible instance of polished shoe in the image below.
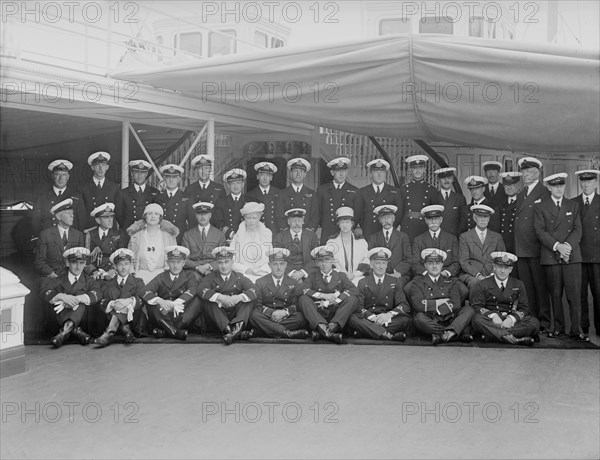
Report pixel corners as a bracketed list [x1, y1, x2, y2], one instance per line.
[432, 334, 443, 346]
[173, 329, 188, 341]
[315, 323, 342, 344]
[459, 333, 473, 343]
[51, 321, 74, 348]
[223, 322, 244, 345]
[571, 333, 590, 342]
[239, 329, 254, 341]
[282, 329, 310, 339]
[120, 325, 135, 344]
[514, 336, 535, 346]
[157, 318, 185, 340]
[533, 333, 541, 343]
[548, 331, 564, 338]
[94, 332, 112, 348]
[71, 327, 91, 345]
[152, 328, 165, 339]
[381, 331, 406, 342]
[500, 334, 518, 345]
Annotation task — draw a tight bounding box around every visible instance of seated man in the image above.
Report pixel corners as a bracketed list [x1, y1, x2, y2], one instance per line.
[273, 208, 319, 282]
[182, 202, 227, 279]
[348, 247, 411, 341]
[250, 248, 310, 339]
[40, 247, 101, 348]
[471, 252, 540, 346]
[406, 248, 474, 345]
[95, 249, 146, 347]
[35, 198, 85, 277]
[84, 202, 127, 280]
[297, 246, 360, 344]
[198, 246, 257, 345]
[367, 205, 412, 287]
[142, 246, 201, 340]
[458, 204, 506, 289]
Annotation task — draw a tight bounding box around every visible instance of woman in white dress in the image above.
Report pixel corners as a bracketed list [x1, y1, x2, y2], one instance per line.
[127, 203, 179, 284]
[326, 206, 370, 286]
[230, 202, 272, 282]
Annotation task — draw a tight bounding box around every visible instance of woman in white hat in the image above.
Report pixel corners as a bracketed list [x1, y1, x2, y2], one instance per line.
[126, 203, 179, 283]
[230, 202, 273, 282]
[326, 206, 370, 286]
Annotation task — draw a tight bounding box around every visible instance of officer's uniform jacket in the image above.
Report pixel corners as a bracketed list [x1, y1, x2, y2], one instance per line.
[356, 183, 403, 238]
[115, 184, 159, 230]
[99, 274, 145, 312]
[499, 198, 518, 253]
[85, 227, 128, 272]
[197, 270, 257, 301]
[458, 229, 506, 278]
[400, 180, 443, 239]
[300, 270, 359, 301]
[273, 229, 319, 275]
[41, 272, 102, 308]
[80, 178, 120, 229]
[246, 186, 283, 234]
[575, 193, 600, 263]
[142, 270, 199, 305]
[310, 182, 358, 241]
[440, 190, 468, 237]
[357, 274, 411, 317]
[514, 181, 551, 257]
[34, 226, 85, 276]
[470, 276, 529, 323]
[484, 183, 508, 210]
[155, 189, 191, 242]
[412, 230, 460, 277]
[406, 275, 462, 316]
[255, 274, 302, 315]
[367, 229, 412, 276]
[278, 185, 316, 230]
[213, 194, 247, 238]
[534, 196, 582, 265]
[33, 185, 86, 234]
[181, 225, 227, 270]
[185, 180, 226, 226]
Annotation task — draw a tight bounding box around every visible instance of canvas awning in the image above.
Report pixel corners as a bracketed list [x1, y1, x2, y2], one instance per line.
[112, 34, 600, 153]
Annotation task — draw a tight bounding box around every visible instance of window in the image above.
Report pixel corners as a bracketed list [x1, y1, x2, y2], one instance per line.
[379, 18, 410, 36]
[469, 17, 483, 37]
[419, 16, 453, 34]
[254, 32, 268, 48]
[209, 29, 236, 57]
[177, 32, 202, 56]
[271, 37, 284, 48]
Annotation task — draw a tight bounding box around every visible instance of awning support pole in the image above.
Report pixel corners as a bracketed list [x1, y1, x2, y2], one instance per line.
[207, 116, 215, 181]
[177, 121, 208, 168]
[121, 121, 129, 188]
[127, 122, 163, 182]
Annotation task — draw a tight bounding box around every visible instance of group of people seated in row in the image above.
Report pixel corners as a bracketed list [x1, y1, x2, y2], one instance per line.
[34, 151, 600, 347]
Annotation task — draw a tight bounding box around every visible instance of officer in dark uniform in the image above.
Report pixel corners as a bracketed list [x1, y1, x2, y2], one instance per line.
[155, 164, 190, 244]
[574, 170, 600, 336]
[250, 248, 310, 339]
[434, 167, 467, 237]
[186, 155, 226, 227]
[198, 246, 257, 345]
[400, 155, 443, 241]
[348, 247, 411, 341]
[498, 172, 522, 277]
[535, 172, 587, 341]
[482, 161, 507, 209]
[116, 160, 159, 231]
[471, 251, 539, 345]
[80, 151, 120, 230]
[278, 158, 316, 231]
[33, 159, 85, 234]
[213, 169, 248, 240]
[142, 245, 201, 340]
[311, 157, 358, 243]
[297, 246, 360, 344]
[463, 175, 499, 232]
[84, 203, 127, 279]
[94, 248, 146, 347]
[246, 161, 282, 234]
[40, 247, 101, 348]
[356, 159, 403, 240]
[514, 156, 551, 332]
[406, 248, 474, 345]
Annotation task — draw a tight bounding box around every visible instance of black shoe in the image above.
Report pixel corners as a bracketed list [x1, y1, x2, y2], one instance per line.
[51, 321, 74, 349]
[94, 332, 112, 348]
[174, 329, 188, 341]
[120, 325, 135, 344]
[459, 333, 473, 343]
[223, 322, 244, 345]
[533, 333, 541, 343]
[432, 334, 443, 346]
[315, 323, 342, 344]
[515, 336, 535, 346]
[571, 334, 590, 342]
[239, 329, 254, 341]
[71, 327, 91, 345]
[381, 331, 406, 342]
[282, 329, 310, 339]
[152, 328, 165, 339]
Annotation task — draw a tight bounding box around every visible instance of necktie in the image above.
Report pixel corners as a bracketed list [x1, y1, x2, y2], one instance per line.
[263, 189, 267, 196]
[585, 197, 590, 206]
[378, 278, 382, 286]
[556, 200, 560, 209]
[445, 192, 449, 201]
[172, 276, 178, 285]
[293, 233, 300, 244]
[324, 274, 330, 284]
[202, 184, 207, 190]
[376, 186, 380, 195]
[385, 230, 390, 244]
[57, 190, 63, 197]
[233, 197, 237, 202]
[490, 186, 495, 196]
[201, 227, 206, 243]
[479, 232, 485, 245]
[224, 276, 229, 283]
[169, 192, 173, 199]
[71, 276, 78, 286]
[101, 231, 106, 241]
[500, 282, 505, 292]
[276, 279, 281, 288]
[119, 279, 125, 288]
[62, 231, 68, 247]
[432, 232, 438, 244]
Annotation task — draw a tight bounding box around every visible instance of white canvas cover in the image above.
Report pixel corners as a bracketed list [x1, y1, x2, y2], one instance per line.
[113, 34, 600, 153]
